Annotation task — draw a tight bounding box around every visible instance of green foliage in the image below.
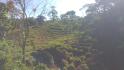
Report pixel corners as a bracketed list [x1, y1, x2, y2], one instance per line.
[66, 64, 76, 70]
[0, 2, 8, 19]
[31, 31, 93, 70]
[0, 7, 95, 70]
[3, 0, 123, 70]
[0, 40, 14, 59]
[0, 40, 32, 70]
[34, 63, 49, 70]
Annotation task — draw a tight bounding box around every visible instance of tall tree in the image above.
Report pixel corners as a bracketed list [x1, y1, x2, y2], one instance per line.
[48, 6, 58, 21]
[12, 0, 54, 63]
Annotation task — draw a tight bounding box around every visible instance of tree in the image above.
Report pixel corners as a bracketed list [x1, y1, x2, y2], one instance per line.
[66, 10, 76, 19]
[61, 10, 76, 20]
[12, 0, 54, 63]
[83, 0, 124, 70]
[48, 6, 58, 21]
[36, 15, 46, 25]
[0, 2, 7, 19]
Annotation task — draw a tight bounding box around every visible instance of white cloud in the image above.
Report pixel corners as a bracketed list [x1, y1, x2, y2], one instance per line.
[55, 0, 95, 16]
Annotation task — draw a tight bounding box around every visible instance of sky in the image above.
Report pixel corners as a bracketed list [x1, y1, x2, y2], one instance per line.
[55, 0, 95, 16]
[26, 0, 95, 17]
[0, 0, 95, 17]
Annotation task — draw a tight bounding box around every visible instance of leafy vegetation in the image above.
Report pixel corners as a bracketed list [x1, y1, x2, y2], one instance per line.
[0, 0, 124, 70]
